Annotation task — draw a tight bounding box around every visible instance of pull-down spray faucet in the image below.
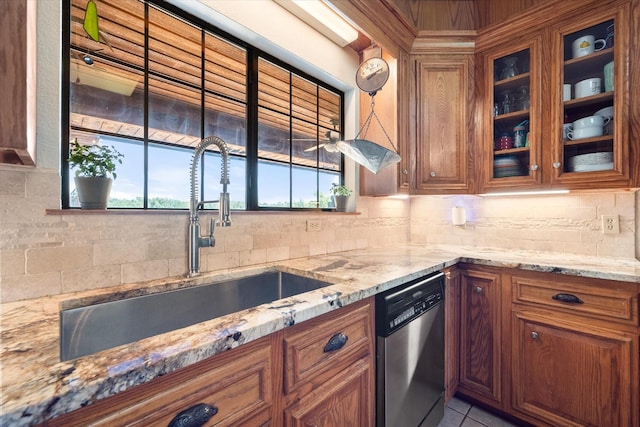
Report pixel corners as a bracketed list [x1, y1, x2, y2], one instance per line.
[188, 136, 231, 277]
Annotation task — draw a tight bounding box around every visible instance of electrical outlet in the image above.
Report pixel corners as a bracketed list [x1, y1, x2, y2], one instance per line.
[601, 215, 620, 234]
[306, 219, 321, 232]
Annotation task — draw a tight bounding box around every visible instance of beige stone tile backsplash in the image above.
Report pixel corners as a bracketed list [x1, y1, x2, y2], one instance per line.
[0, 167, 410, 302]
[410, 190, 637, 259]
[1, 166, 637, 302]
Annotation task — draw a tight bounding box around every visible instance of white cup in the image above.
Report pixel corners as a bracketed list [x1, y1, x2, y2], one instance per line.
[573, 115, 608, 129]
[572, 35, 606, 58]
[567, 126, 603, 140]
[563, 123, 572, 140]
[563, 84, 572, 101]
[575, 78, 601, 98]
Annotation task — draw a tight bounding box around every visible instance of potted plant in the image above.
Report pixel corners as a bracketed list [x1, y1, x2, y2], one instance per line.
[69, 139, 123, 209]
[330, 183, 352, 212]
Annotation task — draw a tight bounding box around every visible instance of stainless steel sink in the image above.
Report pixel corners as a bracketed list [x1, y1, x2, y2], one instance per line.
[60, 270, 332, 361]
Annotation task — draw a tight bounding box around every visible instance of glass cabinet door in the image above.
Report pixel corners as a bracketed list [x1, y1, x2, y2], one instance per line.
[484, 38, 541, 188]
[552, 5, 629, 186]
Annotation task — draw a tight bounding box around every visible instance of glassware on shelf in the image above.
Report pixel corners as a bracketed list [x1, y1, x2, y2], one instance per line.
[513, 120, 529, 148]
[517, 85, 530, 111]
[605, 23, 614, 48]
[499, 90, 517, 114]
[500, 57, 519, 80]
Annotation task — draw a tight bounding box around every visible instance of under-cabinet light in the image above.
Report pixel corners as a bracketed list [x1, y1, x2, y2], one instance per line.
[273, 0, 359, 47]
[479, 189, 570, 197]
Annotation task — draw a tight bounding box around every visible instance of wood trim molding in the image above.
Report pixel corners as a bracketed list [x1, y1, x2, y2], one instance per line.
[411, 30, 477, 55]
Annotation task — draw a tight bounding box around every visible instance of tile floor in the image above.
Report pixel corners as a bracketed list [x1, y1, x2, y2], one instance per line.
[438, 397, 520, 427]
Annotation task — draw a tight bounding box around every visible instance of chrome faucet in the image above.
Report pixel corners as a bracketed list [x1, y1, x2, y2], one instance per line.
[188, 136, 231, 277]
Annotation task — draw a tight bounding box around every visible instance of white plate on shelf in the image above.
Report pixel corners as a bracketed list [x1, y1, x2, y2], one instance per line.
[570, 162, 614, 172]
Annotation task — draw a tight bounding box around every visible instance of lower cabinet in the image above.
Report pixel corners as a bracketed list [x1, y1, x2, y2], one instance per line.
[281, 298, 375, 426]
[451, 266, 640, 427]
[511, 309, 637, 427]
[457, 265, 503, 408]
[44, 298, 375, 427]
[509, 271, 639, 427]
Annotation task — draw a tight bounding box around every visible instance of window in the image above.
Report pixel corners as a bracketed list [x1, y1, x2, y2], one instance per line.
[64, 0, 344, 210]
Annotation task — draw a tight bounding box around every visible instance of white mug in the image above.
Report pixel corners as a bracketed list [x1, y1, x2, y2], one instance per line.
[563, 84, 571, 101]
[574, 78, 601, 99]
[563, 123, 572, 140]
[572, 35, 606, 58]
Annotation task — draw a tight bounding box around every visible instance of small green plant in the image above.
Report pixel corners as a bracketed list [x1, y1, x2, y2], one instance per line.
[330, 183, 352, 196]
[69, 139, 124, 179]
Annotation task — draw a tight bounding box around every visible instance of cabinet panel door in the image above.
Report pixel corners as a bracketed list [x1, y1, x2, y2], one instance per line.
[458, 268, 502, 406]
[414, 55, 473, 193]
[512, 310, 637, 427]
[444, 268, 461, 402]
[283, 357, 373, 427]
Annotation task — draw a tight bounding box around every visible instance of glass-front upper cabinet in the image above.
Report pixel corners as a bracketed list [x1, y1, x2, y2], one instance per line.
[551, 5, 629, 186]
[483, 38, 541, 188]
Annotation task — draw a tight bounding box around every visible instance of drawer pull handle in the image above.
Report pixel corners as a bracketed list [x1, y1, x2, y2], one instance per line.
[323, 332, 348, 353]
[552, 293, 584, 304]
[168, 403, 217, 427]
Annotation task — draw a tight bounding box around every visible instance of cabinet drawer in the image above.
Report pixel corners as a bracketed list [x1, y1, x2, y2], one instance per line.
[48, 337, 273, 427]
[283, 300, 373, 395]
[512, 274, 639, 325]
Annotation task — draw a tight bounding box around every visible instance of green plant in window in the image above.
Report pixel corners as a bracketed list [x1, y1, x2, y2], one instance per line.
[69, 139, 124, 179]
[330, 183, 352, 196]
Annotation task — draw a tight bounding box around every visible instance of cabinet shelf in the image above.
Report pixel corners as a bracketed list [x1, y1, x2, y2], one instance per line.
[564, 135, 613, 146]
[494, 72, 530, 90]
[564, 48, 614, 83]
[495, 147, 530, 155]
[494, 110, 529, 121]
[564, 91, 613, 110]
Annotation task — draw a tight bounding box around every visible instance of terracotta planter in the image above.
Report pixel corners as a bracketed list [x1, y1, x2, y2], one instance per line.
[74, 176, 112, 210]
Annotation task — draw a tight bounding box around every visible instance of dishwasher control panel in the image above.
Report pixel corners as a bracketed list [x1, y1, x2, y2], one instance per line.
[375, 272, 444, 337]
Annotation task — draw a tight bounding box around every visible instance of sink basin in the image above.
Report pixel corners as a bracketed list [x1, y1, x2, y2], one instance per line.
[60, 270, 332, 361]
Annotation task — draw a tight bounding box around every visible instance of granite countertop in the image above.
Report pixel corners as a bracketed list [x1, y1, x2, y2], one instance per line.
[2, 244, 640, 426]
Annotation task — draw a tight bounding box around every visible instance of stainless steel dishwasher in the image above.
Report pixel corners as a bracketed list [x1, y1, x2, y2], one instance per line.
[376, 271, 445, 427]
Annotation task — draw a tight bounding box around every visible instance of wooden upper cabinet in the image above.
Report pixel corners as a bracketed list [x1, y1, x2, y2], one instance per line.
[0, 0, 37, 166]
[408, 32, 476, 195]
[413, 53, 474, 194]
[477, 0, 636, 191]
[549, 2, 631, 188]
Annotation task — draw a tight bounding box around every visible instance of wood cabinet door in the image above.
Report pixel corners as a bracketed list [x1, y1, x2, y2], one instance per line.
[478, 35, 543, 191]
[458, 268, 502, 406]
[549, 2, 632, 189]
[283, 357, 373, 427]
[413, 54, 474, 194]
[512, 309, 637, 427]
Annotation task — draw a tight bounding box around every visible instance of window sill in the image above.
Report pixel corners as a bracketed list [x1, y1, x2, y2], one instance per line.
[45, 209, 361, 216]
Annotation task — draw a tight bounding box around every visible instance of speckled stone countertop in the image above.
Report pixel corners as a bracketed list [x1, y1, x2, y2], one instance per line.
[2, 244, 639, 425]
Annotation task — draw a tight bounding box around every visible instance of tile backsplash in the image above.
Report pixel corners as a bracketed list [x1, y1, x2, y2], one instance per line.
[410, 190, 637, 259]
[1, 166, 637, 303]
[0, 167, 410, 302]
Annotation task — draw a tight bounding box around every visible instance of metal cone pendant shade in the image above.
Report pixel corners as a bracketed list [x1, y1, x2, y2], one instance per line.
[336, 139, 401, 174]
[340, 92, 401, 174]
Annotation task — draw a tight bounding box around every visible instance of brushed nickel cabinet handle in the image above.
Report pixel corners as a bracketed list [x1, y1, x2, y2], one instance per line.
[475, 286, 483, 294]
[323, 332, 348, 353]
[553, 161, 561, 169]
[531, 331, 539, 340]
[168, 403, 217, 427]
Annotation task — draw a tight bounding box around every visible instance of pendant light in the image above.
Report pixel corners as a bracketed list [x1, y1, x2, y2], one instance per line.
[338, 52, 401, 174]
